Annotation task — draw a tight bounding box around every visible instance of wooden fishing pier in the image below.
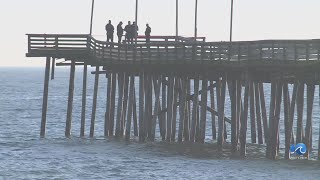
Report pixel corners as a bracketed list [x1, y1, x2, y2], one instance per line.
[26, 34, 320, 160]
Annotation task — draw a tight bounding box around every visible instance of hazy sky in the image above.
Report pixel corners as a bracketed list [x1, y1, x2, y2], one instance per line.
[1, 0, 320, 67]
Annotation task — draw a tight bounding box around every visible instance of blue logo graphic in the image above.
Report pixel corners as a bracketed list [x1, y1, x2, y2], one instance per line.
[290, 143, 307, 156]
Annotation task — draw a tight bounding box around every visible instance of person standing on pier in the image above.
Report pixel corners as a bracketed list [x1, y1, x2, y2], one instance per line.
[145, 24, 151, 43]
[117, 21, 124, 44]
[132, 22, 139, 39]
[105, 20, 114, 43]
[124, 21, 132, 44]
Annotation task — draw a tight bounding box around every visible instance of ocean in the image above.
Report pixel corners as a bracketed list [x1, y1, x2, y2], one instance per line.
[0, 67, 320, 179]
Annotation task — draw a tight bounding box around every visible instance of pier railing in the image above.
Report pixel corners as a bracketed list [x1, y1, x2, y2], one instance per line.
[27, 34, 320, 64]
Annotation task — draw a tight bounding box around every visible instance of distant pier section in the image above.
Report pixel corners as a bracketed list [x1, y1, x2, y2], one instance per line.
[27, 34, 320, 160]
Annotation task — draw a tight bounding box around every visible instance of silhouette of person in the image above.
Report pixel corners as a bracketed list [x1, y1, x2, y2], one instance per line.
[145, 24, 151, 43]
[105, 20, 114, 43]
[117, 21, 124, 44]
[124, 21, 132, 44]
[132, 22, 139, 40]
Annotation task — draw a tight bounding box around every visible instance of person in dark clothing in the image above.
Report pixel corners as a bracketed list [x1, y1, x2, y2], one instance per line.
[124, 21, 132, 44]
[145, 24, 151, 43]
[117, 21, 124, 44]
[105, 20, 114, 43]
[132, 22, 139, 39]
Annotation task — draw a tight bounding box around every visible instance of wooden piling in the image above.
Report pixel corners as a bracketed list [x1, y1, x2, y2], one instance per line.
[191, 74, 200, 142]
[249, 81, 256, 143]
[171, 76, 179, 141]
[266, 81, 276, 159]
[283, 83, 290, 159]
[200, 77, 208, 143]
[259, 83, 268, 143]
[152, 74, 161, 141]
[240, 80, 249, 157]
[305, 84, 315, 159]
[271, 81, 282, 160]
[115, 72, 125, 138]
[236, 80, 242, 145]
[89, 65, 99, 138]
[144, 73, 152, 140]
[178, 76, 186, 142]
[218, 75, 227, 150]
[109, 72, 117, 136]
[104, 70, 112, 137]
[229, 79, 237, 152]
[133, 87, 138, 137]
[210, 80, 216, 140]
[121, 73, 130, 137]
[51, 58, 55, 80]
[284, 82, 298, 158]
[255, 82, 263, 144]
[139, 72, 145, 141]
[161, 75, 167, 141]
[296, 82, 305, 143]
[166, 75, 174, 142]
[80, 64, 87, 137]
[65, 60, 76, 138]
[186, 79, 191, 142]
[40, 57, 51, 138]
[125, 73, 135, 141]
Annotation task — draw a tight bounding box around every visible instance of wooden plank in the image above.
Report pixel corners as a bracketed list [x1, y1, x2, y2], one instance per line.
[89, 65, 99, 138]
[40, 57, 51, 138]
[65, 60, 75, 138]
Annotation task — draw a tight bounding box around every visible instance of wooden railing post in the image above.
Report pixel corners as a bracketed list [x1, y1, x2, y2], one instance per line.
[28, 35, 31, 52]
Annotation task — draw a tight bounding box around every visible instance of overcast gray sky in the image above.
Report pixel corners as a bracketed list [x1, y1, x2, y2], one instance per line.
[1, 0, 320, 67]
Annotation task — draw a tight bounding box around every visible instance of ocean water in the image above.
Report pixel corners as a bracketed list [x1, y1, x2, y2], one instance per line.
[0, 67, 320, 180]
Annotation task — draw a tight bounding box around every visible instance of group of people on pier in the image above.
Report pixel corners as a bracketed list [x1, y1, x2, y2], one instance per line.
[105, 20, 151, 44]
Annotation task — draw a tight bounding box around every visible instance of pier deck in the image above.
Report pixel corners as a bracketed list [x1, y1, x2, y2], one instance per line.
[26, 34, 320, 160]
